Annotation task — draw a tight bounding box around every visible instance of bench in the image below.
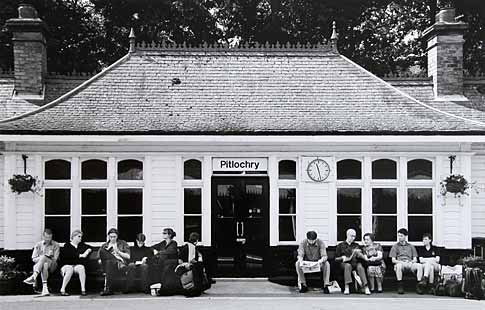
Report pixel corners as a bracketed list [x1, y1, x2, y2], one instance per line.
[267, 246, 470, 293]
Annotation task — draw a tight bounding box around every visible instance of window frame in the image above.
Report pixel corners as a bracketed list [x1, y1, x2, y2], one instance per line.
[42, 156, 146, 246]
[334, 156, 435, 246]
[276, 158, 298, 245]
[182, 158, 204, 242]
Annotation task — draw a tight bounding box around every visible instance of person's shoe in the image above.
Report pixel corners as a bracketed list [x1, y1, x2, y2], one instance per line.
[344, 287, 350, 295]
[60, 291, 69, 296]
[397, 282, 404, 295]
[377, 289, 383, 293]
[100, 289, 114, 296]
[41, 288, 50, 297]
[322, 286, 330, 294]
[352, 271, 363, 287]
[364, 286, 371, 295]
[81, 291, 87, 296]
[416, 283, 425, 295]
[210, 279, 217, 284]
[23, 275, 35, 286]
[429, 287, 436, 295]
[298, 284, 308, 293]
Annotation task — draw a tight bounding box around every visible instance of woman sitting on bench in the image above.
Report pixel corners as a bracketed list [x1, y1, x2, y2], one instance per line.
[59, 229, 92, 296]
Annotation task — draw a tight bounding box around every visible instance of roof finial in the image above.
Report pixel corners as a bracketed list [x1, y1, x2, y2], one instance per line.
[330, 21, 338, 52]
[129, 28, 136, 53]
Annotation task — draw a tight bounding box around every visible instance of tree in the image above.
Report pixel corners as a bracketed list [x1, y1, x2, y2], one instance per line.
[0, 0, 102, 73]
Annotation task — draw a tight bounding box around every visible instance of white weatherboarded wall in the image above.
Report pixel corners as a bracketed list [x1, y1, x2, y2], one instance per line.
[149, 155, 181, 244]
[0, 154, 4, 248]
[471, 156, 485, 238]
[300, 182, 332, 245]
[436, 155, 472, 249]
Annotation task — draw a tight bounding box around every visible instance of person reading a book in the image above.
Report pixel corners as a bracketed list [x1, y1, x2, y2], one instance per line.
[295, 231, 331, 294]
[125, 233, 153, 293]
[98, 228, 131, 296]
[335, 229, 371, 295]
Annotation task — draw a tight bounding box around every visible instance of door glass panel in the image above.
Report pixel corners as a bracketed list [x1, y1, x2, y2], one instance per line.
[216, 184, 236, 218]
[279, 216, 296, 241]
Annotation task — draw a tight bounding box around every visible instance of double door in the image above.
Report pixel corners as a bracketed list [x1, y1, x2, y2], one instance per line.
[212, 177, 269, 277]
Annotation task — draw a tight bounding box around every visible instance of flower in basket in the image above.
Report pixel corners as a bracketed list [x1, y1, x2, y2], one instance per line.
[8, 174, 42, 195]
[0, 255, 16, 280]
[440, 174, 471, 197]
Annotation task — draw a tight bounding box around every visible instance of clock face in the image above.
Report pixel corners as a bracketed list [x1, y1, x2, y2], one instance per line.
[307, 159, 331, 182]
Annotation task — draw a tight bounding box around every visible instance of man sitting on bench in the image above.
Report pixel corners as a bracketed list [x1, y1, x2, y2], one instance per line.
[389, 228, 425, 294]
[23, 228, 60, 296]
[335, 229, 370, 295]
[295, 231, 331, 294]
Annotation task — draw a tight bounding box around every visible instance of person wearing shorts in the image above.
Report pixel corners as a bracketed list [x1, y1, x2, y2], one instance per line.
[59, 229, 92, 296]
[418, 233, 441, 290]
[389, 228, 424, 294]
[23, 229, 60, 296]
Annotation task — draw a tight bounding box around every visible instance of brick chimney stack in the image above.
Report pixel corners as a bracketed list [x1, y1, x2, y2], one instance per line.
[423, 0, 468, 101]
[6, 3, 47, 101]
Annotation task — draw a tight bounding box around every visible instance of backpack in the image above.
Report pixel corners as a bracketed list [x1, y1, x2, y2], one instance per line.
[464, 267, 485, 300]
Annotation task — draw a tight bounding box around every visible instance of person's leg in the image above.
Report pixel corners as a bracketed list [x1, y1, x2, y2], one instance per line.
[394, 262, 404, 294]
[356, 262, 370, 294]
[367, 270, 375, 291]
[429, 263, 440, 284]
[40, 260, 53, 295]
[413, 263, 423, 281]
[139, 264, 150, 292]
[320, 261, 331, 286]
[376, 277, 383, 292]
[105, 261, 118, 292]
[340, 263, 352, 294]
[74, 265, 87, 293]
[125, 263, 137, 292]
[60, 265, 74, 293]
[295, 261, 307, 290]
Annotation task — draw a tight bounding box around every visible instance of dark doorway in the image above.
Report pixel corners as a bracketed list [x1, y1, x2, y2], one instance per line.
[212, 177, 269, 277]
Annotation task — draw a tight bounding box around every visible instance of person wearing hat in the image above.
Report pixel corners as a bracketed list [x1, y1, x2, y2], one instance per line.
[59, 229, 92, 296]
[98, 228, 131, 296]
[125, 233, 153, 293]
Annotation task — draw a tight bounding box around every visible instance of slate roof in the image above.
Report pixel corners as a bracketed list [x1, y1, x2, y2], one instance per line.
[0, 74, 89, 120]
[1, 45, 485, 135]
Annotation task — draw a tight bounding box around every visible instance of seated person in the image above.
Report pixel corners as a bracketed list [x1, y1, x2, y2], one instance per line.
[126, 233, 153, 294]
[150, 228, 182, 295]
[59, 229, 92, 296]
[418, 233, 440, 289]
[389, 228, 424, 294]
[178, 232, 211, 296]
[98, 228, 131, 296]
[335, 229, 370, 295]
[23, 228, 60, 296]
[295, 230, 331, 294]
[361, 233, 385, 293]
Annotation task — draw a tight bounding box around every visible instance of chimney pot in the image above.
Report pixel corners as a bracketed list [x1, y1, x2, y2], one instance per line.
[18, 3, 38, 19]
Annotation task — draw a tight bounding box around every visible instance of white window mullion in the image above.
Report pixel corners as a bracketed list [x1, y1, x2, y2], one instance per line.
[107, 157, 116, 230]
[399, 156, 407, 230]
[362, 156, 372, 236]
[71, 157, 81, 231]
[202, 155, 211, 246]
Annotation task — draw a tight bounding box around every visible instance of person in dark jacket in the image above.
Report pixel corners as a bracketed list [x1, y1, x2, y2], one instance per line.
[178, 232, 211, 296]
[98, 228, 131, 296]
[150, 228, 181, 295]
[125, 233, 153, 293]
[59, 230, 92, 296]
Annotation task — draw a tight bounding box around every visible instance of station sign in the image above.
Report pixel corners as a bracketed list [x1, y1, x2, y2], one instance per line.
[212, 158, 268, 172]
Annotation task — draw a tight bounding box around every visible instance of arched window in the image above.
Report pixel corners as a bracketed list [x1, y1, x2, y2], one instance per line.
[407, 159, 432, 180]
[184, 159, 202, 180]
[118, 159, 143, 180]
[372, 159, 397, 179]
[45, 159, 71, 180]
[81, 159, 107, 180]
[278, 160, 296, 180]
[337, 159, 362, 180]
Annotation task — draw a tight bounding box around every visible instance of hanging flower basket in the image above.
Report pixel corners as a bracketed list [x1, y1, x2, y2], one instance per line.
[8, 174, 40, 195]
[440, 174, 470, 197]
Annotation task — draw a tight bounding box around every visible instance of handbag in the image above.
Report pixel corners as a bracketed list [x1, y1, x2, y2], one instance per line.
[175, 264, 195, 290]
[327, 281, 341, 294]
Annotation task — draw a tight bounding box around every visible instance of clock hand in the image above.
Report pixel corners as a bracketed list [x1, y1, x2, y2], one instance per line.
[316, 164, 322, 179]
